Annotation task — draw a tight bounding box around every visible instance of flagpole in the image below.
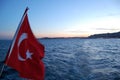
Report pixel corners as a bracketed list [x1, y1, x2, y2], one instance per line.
[7, 7, 29, 62]
[0, 62, 5, 77]
[0, 7, 29, 78]
[7, 7, 29, 59]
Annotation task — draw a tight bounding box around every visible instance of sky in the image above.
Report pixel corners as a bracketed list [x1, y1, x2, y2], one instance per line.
[0, 0, 120, 39]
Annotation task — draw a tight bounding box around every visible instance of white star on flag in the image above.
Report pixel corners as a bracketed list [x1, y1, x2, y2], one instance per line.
[26, 50, 33, 59]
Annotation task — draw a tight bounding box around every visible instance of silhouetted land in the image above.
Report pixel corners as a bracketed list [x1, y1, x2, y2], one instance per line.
[88, 31, 120, 38]
[40, 31, 120, 39]
[40, 37, 87, 39]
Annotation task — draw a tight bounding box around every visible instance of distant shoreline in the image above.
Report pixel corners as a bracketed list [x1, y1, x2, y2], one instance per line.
[40, 37, 88, 39]
[40, 31, 120, 39]
[88, 31, 120, 38]
[1, 31, 120, 40]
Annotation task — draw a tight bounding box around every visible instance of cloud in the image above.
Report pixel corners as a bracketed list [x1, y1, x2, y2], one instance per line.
[95, 28, 119, 31]
[67, 30, 88, 33]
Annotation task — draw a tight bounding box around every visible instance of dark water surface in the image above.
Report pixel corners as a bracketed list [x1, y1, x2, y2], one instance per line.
[0, 39, 120, 80]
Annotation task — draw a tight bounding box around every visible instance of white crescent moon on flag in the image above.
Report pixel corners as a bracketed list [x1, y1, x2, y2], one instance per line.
[18, 33, 27, 61]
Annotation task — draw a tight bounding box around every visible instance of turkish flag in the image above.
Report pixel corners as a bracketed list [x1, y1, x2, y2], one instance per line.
[5, 9, 45, 80]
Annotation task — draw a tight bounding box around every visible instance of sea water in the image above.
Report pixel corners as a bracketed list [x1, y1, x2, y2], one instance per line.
[0, 39, 120, 80]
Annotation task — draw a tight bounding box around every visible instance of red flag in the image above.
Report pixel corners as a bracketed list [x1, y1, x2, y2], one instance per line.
[5, 8, 45, 80]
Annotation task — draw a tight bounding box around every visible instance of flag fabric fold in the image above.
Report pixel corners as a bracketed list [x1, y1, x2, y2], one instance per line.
[5, 8, 45, 80]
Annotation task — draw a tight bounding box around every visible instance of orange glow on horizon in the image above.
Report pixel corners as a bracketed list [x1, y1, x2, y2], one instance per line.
[36, 33, 90, 38]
